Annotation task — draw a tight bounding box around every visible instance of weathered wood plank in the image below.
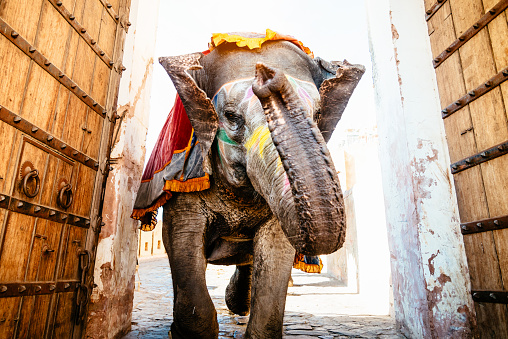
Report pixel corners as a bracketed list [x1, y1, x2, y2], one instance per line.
[83, 109, 104, 160]
[26, 295, 51, 338]
[0, 297, 21, 339]
[71, 39, 96, 94]
[98, 10, 117, 58]
[81, 0, 104, 49]
[482, 156, 508, 286]
[108, 0, 120, 13]
[0, 35, 31, 114]
[38, 221, 64, 281]
[91, 57, 111, 108]
[460, 31, 497, 90]
[16, 296, 35, 339]
[61, 95, 88, 152]
[73, 0, 87, 23]
[0, 0, 44, 45]
[425, 0, 437, 12]
[485, 9, 508, 71]
[61, 0, 77, 11]
[453, 167, 489, 223]
[430, 9, 478, 162]
[23, 220, 45, 282]
[463, 232, 504, 289]
[428, 2, 455, 58]
[468, 89, 508, 150]
[450, 0, 485, 35]
[435, 54, 477, 163]
[435, 56, 466, 107]
[443, 110, 477, 163]
[52, 292, 75, 338]
[20, 66, 61, 132]
[0, 123, 17, 195]
[0, 213, 36, 281]
[58, 226, 86, 280]
[0, 130, 21, 196]
[73, 165, 96, 217]
[474, 303, 508, 338]
[35, 3, 73, 71]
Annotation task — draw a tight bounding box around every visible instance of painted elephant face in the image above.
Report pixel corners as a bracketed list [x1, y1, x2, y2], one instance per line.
[160, 41, 365, 255]
[211, 75, 320, 190]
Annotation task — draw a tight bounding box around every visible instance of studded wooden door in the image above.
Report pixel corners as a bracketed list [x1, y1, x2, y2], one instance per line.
[0, 0, 130, 338]
[425, 0, 508, 337]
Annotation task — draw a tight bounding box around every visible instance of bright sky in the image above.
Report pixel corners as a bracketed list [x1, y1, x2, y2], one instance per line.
[147, 0, 376, 163]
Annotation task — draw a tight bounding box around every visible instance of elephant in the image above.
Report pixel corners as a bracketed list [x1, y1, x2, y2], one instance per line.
[157, 35, 364, 339]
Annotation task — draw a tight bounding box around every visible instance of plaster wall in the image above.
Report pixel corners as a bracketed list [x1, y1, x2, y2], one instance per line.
[326, 130, 391, 314]
[364, 0, 475, 336]
[86, 0, 161, 337]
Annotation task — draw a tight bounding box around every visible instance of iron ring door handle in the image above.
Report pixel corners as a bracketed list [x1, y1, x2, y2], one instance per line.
[57, 184, 73, 209]
[22, 169, 40, 198]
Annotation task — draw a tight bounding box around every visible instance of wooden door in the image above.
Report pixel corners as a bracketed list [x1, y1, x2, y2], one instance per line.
[425, 0, 508, 337]
[0, 0, 130, 337]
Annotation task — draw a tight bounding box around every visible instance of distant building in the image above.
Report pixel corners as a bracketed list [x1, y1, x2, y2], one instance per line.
[138, 220, 166, 257]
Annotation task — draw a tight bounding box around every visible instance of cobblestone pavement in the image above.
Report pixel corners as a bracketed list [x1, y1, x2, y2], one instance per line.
[123, 255, 400, 339]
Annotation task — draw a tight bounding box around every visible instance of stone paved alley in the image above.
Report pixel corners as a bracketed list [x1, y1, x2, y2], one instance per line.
[123, 255, 400, 339]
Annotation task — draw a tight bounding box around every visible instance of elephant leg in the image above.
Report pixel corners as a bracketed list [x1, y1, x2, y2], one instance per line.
[245, 218, 295, 339]
[162, 198, 218, 339]
[226, 264, 253, 316]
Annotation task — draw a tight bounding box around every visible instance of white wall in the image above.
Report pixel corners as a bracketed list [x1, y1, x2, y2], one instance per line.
[326, 129, 392, 314]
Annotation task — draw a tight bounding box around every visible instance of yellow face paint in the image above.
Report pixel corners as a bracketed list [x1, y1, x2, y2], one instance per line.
[245, 125, 266, 151]
[245, 125, 272, 160]
[276, 157, 283, 170]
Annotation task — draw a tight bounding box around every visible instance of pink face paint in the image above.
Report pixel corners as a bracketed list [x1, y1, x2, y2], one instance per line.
[298, 87, 313, 111]
[242, 86, 254, 103]
[283, 172, 291, 194]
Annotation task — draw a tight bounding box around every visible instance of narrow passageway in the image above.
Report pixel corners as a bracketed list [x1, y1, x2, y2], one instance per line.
[123, 256, 398, 338]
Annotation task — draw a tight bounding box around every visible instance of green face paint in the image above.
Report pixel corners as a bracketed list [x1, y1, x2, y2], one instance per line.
[217, 128, 239, 146]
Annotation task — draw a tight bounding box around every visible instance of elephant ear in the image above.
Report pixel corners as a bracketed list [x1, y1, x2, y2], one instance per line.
[313, 57, 365, 143]
[159, 53, 218, 162]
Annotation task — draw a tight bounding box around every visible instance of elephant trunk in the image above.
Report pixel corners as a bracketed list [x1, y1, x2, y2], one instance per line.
[249, 63, 345, 255]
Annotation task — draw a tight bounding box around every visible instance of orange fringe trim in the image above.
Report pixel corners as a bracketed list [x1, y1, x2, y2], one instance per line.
[130, 192, 172, 220]
[140, 213, 157, 232]
[293, 254, 323, 273]
[163, 174, 210, 193]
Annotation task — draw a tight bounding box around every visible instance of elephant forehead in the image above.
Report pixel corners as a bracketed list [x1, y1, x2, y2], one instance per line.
[211, 76, 319, 112]
[212, 78, 254, 109]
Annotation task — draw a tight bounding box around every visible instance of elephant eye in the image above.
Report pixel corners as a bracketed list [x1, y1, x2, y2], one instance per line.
[224, 110, 236, 121]
[222, 109, 244, 132]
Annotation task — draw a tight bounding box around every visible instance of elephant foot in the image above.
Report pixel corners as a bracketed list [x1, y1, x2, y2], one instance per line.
[226, 264, 253, 316]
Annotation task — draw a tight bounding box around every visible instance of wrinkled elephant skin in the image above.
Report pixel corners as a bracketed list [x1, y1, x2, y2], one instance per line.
[158, 40, 364, 339]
